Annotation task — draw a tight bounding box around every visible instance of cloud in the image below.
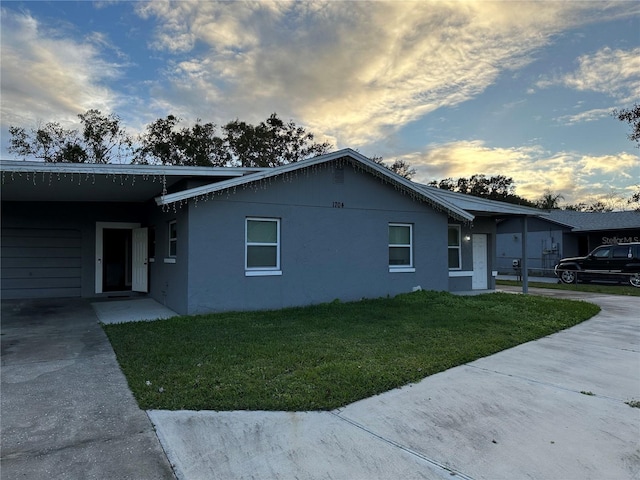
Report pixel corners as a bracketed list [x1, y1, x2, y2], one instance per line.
[0, 8, 124, 127]
[404, 140, 639, 204]
[537, 47, 640, 103]
[135, 1, 629, 147]
[555, 108, 613, 126]
[563, 47, 640, 102]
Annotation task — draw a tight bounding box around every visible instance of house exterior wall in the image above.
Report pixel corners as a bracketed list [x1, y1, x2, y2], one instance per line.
[496, 217, 568, 275]
[448, 217, 497, 291]
[497, 216, 640, 276]
[1, 201, 147, 299]
[183, 165, 449, 314]
[145, 203, 190, 315]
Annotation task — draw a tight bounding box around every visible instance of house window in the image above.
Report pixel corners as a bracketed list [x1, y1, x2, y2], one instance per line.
[246, 218, 281, 276]
[389, 223, 414, 272]
[168, 220, 177, 257]
[448, 225, 461, 269]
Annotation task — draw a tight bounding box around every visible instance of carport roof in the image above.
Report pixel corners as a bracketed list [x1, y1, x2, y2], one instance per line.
[0, 160, 266, 203]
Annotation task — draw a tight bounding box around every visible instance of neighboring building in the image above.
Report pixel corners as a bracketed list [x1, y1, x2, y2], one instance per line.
[496, 210, 640, 276]
[1, 149, 541, 314]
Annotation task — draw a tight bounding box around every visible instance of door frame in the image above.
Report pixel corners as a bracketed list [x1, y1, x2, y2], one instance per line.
[95, 222, 140, 294]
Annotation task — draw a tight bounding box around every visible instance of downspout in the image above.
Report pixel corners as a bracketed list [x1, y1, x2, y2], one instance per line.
[522, 215, 529, 294]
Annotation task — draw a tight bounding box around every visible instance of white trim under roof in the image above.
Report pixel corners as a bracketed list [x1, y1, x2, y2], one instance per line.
[154, 149, 475, 222]
[0, 159, 266, 178]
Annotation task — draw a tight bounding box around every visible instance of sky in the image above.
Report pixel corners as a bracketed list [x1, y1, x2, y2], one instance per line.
[1, 1, 639, 207]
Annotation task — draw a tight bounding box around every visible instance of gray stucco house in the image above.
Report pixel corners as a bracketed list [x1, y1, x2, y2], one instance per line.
[1, 149, 540, 314]
[496, 210, 640, 276]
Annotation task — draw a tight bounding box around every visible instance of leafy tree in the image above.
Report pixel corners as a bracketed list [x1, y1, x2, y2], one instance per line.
[628, 191, 640, 212]
[429, 174, 536, 206]
[536, 190, 564, 210]
[135, 115, 181, 165]
[136, 113, 331, 167]
[175, 120, 229, 167]
[8, 110, 132, 163]
[613, 104, 640, 211]
[370, 156, 416, 179]
[78, 109, 132, 163]
[8, 111, 331, 167]
[564, 201, 614, 212]
[613, 103, 640, 147]
[8, 122, 84, 163]
[223, 113, 331, 167]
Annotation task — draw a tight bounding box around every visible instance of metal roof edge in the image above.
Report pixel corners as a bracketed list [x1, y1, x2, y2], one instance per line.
[0, 159, 266, 177]
[416, 184, 547, 216]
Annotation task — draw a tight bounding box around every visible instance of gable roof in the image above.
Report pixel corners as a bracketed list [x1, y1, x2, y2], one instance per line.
[542, 209, 640, 232]
[154, 148, 476, 222]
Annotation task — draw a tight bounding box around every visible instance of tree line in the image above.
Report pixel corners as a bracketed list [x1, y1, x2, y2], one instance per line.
[8, 110, 333, 168]
[8, 103, 639, 211]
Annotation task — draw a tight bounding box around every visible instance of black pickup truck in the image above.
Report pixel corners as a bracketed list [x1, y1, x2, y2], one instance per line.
[554, 242, 640, 288]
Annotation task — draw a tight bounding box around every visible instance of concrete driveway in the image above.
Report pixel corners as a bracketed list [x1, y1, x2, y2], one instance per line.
[149, 288, 640, 480]
[1, 298, 175, 480]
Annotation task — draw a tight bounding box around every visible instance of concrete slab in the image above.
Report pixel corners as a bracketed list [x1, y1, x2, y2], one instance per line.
[337, 365, 639, 480]
[149, 289, 640, 480]
[1, 298, 175, 480]
[92, 297, 178, 324]
[149, 410, 465, 480]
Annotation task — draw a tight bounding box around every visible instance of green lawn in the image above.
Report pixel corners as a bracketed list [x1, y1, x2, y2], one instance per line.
[497, 279, 640, 296]
[103, 291, 600, 411]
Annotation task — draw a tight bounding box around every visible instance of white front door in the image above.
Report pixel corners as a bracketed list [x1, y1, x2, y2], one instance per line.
[472, 234, 488, 290]
[132, 227, 148, 293]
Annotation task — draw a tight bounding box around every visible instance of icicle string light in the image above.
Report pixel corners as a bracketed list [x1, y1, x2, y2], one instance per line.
[2, 156, 472, 223]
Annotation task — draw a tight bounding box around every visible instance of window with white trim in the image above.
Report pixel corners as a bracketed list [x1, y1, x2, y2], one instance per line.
[448, 225, 461, 269]
[168, 220, 177, 257]
[389, 223, 413, 271]
[246, 218, 281, 275]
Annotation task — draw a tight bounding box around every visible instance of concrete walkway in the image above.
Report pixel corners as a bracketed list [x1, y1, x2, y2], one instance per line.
[0, 298, 175, 480]
[149, 288, 640, 480]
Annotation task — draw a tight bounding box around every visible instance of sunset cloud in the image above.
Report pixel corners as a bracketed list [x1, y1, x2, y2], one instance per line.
[405, 140, 639, 205]
[134, 1, 614, 145]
